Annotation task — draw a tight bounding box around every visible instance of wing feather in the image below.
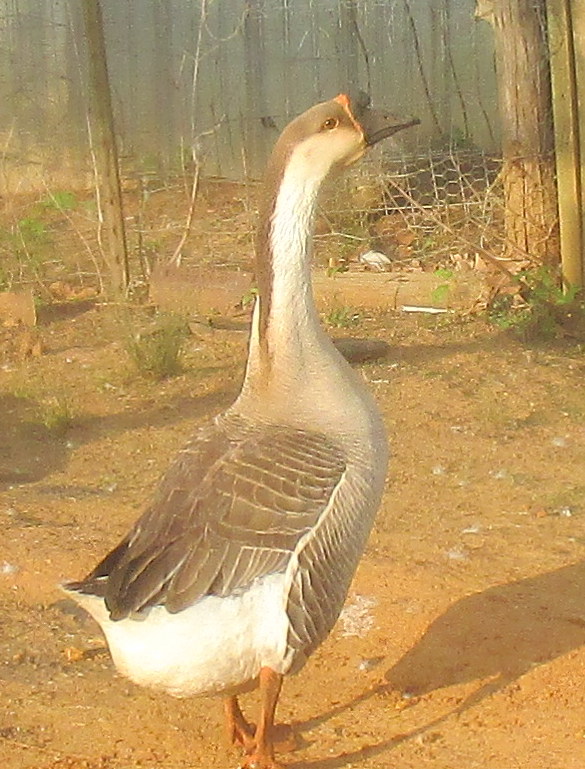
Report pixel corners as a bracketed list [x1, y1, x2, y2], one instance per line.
[70, 418, 346, 620]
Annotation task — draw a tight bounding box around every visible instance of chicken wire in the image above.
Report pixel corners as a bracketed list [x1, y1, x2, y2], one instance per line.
[0, 0, 557, 296]
[340, 147, 507, 273]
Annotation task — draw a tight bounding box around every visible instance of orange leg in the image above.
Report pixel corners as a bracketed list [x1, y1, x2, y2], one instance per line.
[242, 667, 285, 769]
[224, 695, 256, 753]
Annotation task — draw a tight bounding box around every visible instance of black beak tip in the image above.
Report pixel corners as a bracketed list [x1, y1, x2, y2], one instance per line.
[364, 115, 421, 146]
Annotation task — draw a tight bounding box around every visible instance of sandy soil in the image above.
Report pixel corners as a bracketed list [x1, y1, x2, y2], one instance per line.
[1, 187, 585, 769]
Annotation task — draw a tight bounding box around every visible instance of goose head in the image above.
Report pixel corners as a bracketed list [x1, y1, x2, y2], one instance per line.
[266, 93, 419, 182]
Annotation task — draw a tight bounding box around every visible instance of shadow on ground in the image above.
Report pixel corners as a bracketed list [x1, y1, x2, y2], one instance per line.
[0, 386, 236, 489]
[385, 559, 585, 698]
[291, 559, 585, 767]
[0, 394, 69, 486]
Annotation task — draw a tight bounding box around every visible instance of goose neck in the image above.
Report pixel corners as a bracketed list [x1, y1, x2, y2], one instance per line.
[254, 160, 326, 367]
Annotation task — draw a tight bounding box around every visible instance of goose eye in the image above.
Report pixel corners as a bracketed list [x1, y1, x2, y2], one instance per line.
[321, 117, 339, 131]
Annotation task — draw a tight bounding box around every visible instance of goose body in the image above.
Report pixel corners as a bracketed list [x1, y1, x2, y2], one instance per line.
[64, 94, 418, 768]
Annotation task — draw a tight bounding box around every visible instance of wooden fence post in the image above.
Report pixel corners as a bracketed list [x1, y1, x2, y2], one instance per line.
[571, 0, 585, 287]
[244, 0, 269, 176]
[82, 0, 129, 297]
[547, 0, 584, 289]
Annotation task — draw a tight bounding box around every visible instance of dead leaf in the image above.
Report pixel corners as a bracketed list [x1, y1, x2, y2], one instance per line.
[395, 229, 417, 247]
[63, 646, 85, 663]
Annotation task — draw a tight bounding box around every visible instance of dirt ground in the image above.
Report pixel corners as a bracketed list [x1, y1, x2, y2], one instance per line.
[2, 186, 585, 769]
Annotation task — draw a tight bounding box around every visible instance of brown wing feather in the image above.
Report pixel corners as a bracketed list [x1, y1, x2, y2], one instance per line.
[70, 418, 345, 620]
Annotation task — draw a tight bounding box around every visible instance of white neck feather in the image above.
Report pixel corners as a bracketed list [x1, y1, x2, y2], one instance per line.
[267, 153, 322, 336]
[232, 146, 381, 443]
[234, 150, 333, 410]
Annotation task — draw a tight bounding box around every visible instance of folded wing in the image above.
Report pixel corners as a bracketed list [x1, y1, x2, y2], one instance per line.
[67, 420, 346, 620]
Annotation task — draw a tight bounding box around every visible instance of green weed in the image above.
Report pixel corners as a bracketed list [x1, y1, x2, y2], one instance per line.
[488, 266, 584, 340]
[124, 313, 188, 380]
[17, 216, 47, 242]
[38, 395, 74, 436]
[241, 286, 258, 310]
[430, 268, 454, 306]
[14, 216, 50, 270]
[325, 306, 361, 328]
[326, 263, 349, 278]
[41, 191, 78, 211]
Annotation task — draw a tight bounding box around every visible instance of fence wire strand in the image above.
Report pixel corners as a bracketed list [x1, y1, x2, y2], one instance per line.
[0, 0, 558, 298]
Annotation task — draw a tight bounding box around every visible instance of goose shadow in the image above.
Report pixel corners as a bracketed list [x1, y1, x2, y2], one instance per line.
[384, 559, 585, 701]
[386, 330, 518, 367]
[287, 560, 585, 767]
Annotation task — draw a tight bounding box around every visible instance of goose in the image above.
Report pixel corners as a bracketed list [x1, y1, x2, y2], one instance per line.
[63, 94, 418, 769]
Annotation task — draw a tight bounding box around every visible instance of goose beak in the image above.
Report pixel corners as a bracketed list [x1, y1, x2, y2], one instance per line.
[360, 109, 420, 146]
[345, 90, 419, 146]
[335, 92, 419, 147]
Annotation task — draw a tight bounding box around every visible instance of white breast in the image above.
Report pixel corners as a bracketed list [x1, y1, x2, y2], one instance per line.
[67, 572, 291, 698]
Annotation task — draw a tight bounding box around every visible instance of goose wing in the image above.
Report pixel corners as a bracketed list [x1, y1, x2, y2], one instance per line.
[68, 420, 346, 620]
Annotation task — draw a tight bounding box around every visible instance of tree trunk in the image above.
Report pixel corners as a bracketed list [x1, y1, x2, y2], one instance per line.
[476, 0, 559, 264]
[82, 0, 129, 297]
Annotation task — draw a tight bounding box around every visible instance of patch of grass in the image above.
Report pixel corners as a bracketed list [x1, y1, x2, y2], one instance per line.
[41, 191, 78, 211]
[326, 263, 348, 278]
[17, 216, 47, 241]
[0, 197, 73, 284]
[488, 266, 584, 340]
[11, 215, 51, 271]
[38, 395, 74, 436]
[124, 313, 189, 380]
[418, 234, 441, 257]
[488, 294, 527, 332]
[325, 306, 361, 328]
[431, 284, 450, 305]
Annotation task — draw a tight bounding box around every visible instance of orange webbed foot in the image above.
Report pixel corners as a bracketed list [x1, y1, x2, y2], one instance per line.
[231, 721, 256, 753]
[231, 722, 298, 756]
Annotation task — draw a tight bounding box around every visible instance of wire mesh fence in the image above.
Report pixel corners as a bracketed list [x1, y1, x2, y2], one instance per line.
[0, 0, 561, 308]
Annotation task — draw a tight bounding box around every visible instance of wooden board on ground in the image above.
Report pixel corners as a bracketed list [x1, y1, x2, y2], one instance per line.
[313, 270, 484, 311]
[149, 264, 484, 317]
[149, 263, 253, 316]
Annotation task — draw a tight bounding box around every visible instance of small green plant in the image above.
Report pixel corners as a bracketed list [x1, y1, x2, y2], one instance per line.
[419, 234, 440, 255]
[241, 286, 258, 310]
[39, 395, 74, 436]
[521, 265, 579, 306]
[17, 216, 47, 242]
[325, 306, 361, 328]
[14, 216, 50, 270]
[488, 266, 583, 340]
[41, 190, 78, 211]
[326, 262, 348, 278]
[431, 268, 454, 306]
[434, 268, 454, 280]
[124, 313, 188, 380]
[488, 294, 531, 333]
